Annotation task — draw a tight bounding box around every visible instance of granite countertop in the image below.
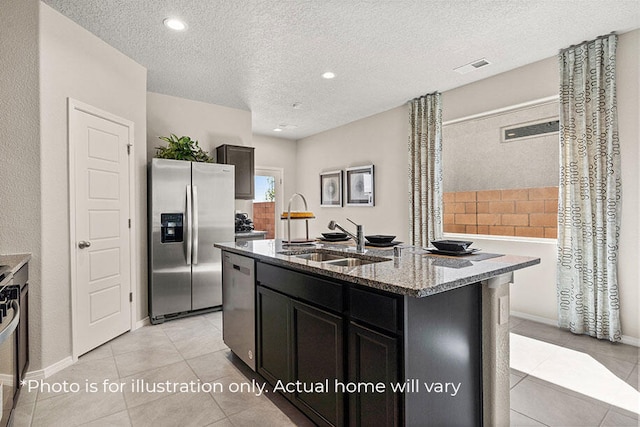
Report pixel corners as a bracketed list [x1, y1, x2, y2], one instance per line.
[215, 240, 540, 298]
[235, 230, 267, 236]
[0, 253, 32, 276]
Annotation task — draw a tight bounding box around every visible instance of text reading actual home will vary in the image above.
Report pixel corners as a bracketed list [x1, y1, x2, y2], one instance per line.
[24, 378, 462, 397]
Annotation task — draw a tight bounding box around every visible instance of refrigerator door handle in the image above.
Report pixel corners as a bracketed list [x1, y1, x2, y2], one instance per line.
[192, 185, 199, 265]
[186, 184, 192, 265]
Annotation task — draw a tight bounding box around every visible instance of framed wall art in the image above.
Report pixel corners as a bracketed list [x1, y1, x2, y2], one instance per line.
[346, 165, 374, 207]
[320, 170, 343, 207]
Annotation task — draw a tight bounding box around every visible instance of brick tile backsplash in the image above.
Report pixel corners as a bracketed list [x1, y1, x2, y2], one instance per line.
[443, 186, 558, 238]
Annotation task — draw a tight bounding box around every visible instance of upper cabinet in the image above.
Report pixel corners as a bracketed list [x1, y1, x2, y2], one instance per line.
[216, 144, 255, 199]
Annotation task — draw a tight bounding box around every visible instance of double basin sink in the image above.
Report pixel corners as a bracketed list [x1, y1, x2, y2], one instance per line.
[280, 249, 389, 267]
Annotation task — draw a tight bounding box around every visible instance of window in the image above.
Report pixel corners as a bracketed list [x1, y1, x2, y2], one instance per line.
[442, 100, 559, 238]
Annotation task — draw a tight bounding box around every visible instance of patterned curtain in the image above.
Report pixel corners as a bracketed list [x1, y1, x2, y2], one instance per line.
[557, 34, 621, 342]
[408, 93, 443, 247]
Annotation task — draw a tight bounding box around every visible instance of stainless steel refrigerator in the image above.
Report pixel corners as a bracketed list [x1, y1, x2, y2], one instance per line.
[148, 158, 235, 324]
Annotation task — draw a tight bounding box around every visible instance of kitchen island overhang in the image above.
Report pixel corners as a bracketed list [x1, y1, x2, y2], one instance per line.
[216, 239, 540, 426]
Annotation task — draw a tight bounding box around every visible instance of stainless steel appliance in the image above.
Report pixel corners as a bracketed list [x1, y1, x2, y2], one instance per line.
[0, 271, 19, 427]
[222, 252, 255, 370]
[149, 159, 235, 324]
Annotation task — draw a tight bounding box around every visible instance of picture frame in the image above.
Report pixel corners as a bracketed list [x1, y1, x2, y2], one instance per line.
[320, 170, 343, 207]
[346, 165, 374, 207]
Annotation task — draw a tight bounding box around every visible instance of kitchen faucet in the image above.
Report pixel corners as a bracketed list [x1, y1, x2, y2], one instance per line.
[328, 218, 365, 253]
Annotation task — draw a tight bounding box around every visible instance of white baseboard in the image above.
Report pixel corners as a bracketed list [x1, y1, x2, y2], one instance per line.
[511, 310, 640, 347]
[21, 320, 150, 381]
[135, 316, 150, 329]
[510, 310, 557, 326]
[23, 356, 74, 381]
[620, 335, 640, 347]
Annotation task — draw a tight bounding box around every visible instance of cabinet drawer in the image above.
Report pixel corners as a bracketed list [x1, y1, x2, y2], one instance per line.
[257, 262, 343, 313]
[349, 287, 400, 334]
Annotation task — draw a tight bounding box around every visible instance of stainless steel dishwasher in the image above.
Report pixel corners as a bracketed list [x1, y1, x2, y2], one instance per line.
[222, 251, 256, 371]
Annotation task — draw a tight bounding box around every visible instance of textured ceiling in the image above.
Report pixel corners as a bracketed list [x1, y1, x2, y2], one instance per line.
[42, 0, 639, 140]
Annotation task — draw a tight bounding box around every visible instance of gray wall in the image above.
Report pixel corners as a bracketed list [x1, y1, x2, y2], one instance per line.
[0, 0, 42, 367]
[443, 101, 559, 192]
[296, 106, 409, 242]
[39, 3, 147, 368]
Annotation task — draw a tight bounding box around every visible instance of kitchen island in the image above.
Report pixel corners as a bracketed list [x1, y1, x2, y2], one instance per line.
[216, 239, 540, 427]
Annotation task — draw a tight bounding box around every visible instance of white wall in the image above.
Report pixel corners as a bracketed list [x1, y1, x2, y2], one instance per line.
[615, 29, 639, 343]
[253, 134, 298, 204]
[0, 0, 42, 367]
[146, 96, 300, 228]
[39, 3, 147, 368]
[295, 30, 640, 343]
[296, 106, 408, 241]
[252, 134, 298, 238]
[146, 92, 252, 161]
[146, 91, 254, 213]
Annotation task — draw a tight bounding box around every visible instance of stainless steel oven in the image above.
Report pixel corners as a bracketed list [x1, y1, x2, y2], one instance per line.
[0, 272, 19, 427]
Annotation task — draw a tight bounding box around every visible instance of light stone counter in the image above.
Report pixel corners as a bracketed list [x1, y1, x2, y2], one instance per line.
[0, 253, 32, 276]
[215, 239, 539, 298]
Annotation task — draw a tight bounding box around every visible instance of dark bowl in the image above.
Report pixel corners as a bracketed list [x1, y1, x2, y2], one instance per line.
[431, 240, 473, 252]
[322, 232, 348, 240]
[365, 235, 396, 244]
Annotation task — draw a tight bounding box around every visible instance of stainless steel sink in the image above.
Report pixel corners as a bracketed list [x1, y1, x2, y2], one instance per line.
[295, 252, 346, 262]
[325, 258, 377, 267]
[279, 250, 390, 267]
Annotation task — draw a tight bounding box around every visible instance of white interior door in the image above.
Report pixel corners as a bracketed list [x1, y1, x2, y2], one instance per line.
[70, 100, 133, 357]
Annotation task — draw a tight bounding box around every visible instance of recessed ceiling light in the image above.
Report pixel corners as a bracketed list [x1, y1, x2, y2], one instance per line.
[273, 128, 283, 132]
[163, 18, 187, 31]
[322, 72, 336, 79]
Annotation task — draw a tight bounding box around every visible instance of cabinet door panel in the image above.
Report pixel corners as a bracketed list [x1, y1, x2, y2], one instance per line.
[292, 300, 344, 427]
[256, 286, 290, 385]
[349, 322, 400, 427]
[216, 144, 254, 199]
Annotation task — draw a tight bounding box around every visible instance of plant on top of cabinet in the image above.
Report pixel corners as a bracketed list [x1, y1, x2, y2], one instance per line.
[155, 134, 214, 162]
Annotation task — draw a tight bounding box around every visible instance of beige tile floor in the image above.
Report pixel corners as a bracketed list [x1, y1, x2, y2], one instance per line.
[11, 313, 639, 426]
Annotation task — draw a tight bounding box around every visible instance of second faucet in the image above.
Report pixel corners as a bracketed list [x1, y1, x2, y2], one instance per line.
[327, 218, 365, 253]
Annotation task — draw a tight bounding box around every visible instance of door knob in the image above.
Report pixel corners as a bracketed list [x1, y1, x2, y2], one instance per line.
[78, 241, 91, 249]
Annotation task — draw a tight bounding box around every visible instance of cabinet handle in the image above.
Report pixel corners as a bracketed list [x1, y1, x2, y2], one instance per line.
[78, 241, 91, 249]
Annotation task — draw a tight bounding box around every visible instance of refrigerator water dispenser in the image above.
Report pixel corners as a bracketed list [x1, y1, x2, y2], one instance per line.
[160, 213, 183, 243]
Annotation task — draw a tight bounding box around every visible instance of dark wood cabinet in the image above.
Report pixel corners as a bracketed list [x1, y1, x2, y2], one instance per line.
[216, 144, 255, 199]
[292, 300, 344, 427]
[348, 322, 400, 427]
[256, 261, 403, 427]
[257, 262, 346, 427]
[256, 285, 291, 386]
[233, 253, 486, 427]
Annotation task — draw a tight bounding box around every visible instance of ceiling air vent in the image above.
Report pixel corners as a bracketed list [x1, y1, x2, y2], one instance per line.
[472, 59, 489, 68]
[501, 118, 559, 143]
[454, 58, 491, 74]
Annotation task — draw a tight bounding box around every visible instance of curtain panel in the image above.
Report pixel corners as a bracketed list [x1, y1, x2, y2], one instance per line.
[557, 34, 622, 342]
[408, 93, 443, 247]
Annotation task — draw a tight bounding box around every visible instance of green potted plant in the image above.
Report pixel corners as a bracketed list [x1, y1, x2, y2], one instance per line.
[155, 134, 214, 162]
